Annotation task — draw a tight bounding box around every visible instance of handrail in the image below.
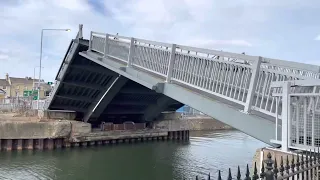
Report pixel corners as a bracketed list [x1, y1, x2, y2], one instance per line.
[89, 30, 320, 117]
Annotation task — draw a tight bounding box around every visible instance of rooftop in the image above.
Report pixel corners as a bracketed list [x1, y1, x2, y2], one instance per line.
[0, 79, 10, 86]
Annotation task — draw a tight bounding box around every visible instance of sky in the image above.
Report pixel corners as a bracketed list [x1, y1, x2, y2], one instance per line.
[0, 0, 320, 81]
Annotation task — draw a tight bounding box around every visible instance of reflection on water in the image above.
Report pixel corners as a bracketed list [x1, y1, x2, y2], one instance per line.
[0, 130, 265, 180]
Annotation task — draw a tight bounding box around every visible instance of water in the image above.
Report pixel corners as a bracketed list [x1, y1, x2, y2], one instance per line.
[0, 130, 265, 180]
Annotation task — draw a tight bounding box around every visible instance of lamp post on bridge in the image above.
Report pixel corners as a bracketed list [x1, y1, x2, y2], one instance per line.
[38, 28, 71, 110]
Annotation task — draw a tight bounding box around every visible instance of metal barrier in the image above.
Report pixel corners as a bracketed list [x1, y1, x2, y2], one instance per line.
[89, 31, 320, 121]
[192, 149, 320, 180]
[270, 80, 320, 151]
[0, 98, 47, 112]
[88, 30, 320, 151]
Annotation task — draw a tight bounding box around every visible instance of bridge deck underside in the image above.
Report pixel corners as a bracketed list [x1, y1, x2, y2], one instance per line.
[49, 41, 183, 125]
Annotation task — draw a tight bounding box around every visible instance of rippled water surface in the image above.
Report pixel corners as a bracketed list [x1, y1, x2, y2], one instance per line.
[0, 130, 265, 180]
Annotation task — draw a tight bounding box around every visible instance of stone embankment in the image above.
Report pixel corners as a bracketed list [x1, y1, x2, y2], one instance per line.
[0, 111, 189, 151]
[154, 114, 232, 131]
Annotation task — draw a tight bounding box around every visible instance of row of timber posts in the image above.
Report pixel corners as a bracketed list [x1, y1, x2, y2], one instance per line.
[0, 139, 63, 151]
[0, 130, 189, 151]
[168, 130, 190, 141]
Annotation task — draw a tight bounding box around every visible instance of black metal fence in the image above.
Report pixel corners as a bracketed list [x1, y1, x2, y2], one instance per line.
[192, 149, 320, 180]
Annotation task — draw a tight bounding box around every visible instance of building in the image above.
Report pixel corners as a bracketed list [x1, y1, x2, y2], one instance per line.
[0, 73, 52, 99]
[176, 105, 204, 116]
[0, 78, 10, 99]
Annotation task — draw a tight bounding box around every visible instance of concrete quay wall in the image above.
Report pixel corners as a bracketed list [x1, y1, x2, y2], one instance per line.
[0, 121, 74, 139]
[154, 116, 232, 131]
[0, 119, 189, 151]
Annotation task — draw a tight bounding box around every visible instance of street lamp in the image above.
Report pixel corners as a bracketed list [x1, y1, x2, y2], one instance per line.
[38, 28, 71, 110]
[33, 66, 44, 90]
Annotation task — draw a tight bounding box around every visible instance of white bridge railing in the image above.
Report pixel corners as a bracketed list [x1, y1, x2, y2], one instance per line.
[89, 31, 320, 121]
[271, 80, 320, 151]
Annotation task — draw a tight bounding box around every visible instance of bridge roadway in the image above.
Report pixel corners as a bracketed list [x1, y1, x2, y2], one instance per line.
[46, 25, 320, 145]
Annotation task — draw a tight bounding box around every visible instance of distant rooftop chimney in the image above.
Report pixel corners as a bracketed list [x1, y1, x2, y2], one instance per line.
[5, 73, 9, 81]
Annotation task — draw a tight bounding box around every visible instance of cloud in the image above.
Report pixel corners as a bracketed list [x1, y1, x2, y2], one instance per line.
[0, 0, 320, 81]
[315, 35, 320, 41]
[0, 54, 9, 61]
[186, 39, 252, 49]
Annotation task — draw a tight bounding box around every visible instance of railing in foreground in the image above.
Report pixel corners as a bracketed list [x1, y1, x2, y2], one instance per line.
[270, 80, 320, 152]
[192, 149, 319, 180]
[88, 31, 320, 120]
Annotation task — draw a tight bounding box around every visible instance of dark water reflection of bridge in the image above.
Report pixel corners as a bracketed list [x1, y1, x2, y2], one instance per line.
[0, 130, 265, 179]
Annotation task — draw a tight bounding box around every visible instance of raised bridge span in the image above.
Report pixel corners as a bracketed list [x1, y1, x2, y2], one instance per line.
[46, 25, 320, 150]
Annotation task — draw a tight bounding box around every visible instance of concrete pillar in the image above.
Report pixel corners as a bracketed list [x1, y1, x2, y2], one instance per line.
[173, 131, 177, 140]
[34, 139, 44, 150]
[143, 137, 147, 141]
[125, 139, 129, 143]
[54, 139, 62, 149]
[45, 139, 54, 150]
[89, 141, 95, 146]
[137, 138, 141, 142]
[163, 136, 168, 140]
[103, 140, 109, 145]
[72, 142, 79, 147]
[148, 137, 152, 141]
[5, 139, 12, 151]
[0, 139, 1, 150]
[182, 131, 186, 140]
[117, 139, 123, 143]
[111, 140, 116, 144]
[130, 138, 136, 143]
[24, 139, 34, 150]
[81, 142, 88, 147]
[168, 132, 173, 140]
